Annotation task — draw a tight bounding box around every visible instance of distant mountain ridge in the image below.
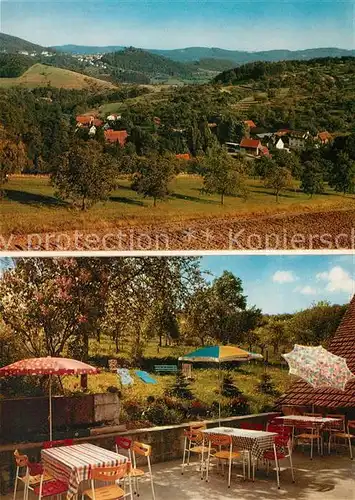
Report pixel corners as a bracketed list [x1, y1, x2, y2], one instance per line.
[0, 32, 48, 53]
[52, 44, 355, 63]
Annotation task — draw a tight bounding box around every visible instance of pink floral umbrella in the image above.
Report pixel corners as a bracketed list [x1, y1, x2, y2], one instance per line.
[0, 357, 99, 440]
[282, 345, 354, 391]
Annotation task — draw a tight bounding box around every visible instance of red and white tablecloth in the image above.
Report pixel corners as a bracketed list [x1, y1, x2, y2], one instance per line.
[203, 427, 278, 459]
[41, 442, 128, 499]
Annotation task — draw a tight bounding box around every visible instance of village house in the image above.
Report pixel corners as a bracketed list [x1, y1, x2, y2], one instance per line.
[244, 119, 257, 129]
[288, 130, 311, 149]
[104, 129, 128, 146]
[106, 114, 122, 122]
[175, 153, 191, 160]
[316, 131, 333, 145]
[76, 116, 104, 128]
[240, 138, 262, 156]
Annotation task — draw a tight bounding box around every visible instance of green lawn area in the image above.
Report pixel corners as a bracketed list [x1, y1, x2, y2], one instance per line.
[64, 336, 291, 417]
[3, 174, 354, 235]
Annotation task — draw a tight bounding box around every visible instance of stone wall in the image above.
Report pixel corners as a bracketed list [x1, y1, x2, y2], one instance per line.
[0, 412, 278, 495]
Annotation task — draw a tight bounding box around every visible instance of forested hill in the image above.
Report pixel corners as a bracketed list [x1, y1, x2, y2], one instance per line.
[0, 53, 35, 77]
[101, 47, 194, 79]
[0, 32, 46, 53]
[214, 56, 355, 85]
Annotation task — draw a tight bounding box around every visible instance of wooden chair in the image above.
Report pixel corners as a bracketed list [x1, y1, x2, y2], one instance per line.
[331, 419, 355, 459]
[82, 463, 132, 500]
[294, 418, 322, 459]
[262, 434, 295, 489]
[131, 442, 156, 500]
[181, 424, 210, 477]
[13, 450, 52, 500]
[205, 434, 244, 487]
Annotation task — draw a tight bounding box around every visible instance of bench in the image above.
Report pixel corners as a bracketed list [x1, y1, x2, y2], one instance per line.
[154, 365, 178, 373]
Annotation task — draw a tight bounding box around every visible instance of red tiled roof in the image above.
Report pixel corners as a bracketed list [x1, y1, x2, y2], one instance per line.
[318, 131, 332, 142]
[244, 120, 256, 128]
[277, 295, 355, 409]
[176, 153, 191, 160]
[240, 138, 261, 149]
[92, 119, 104, 127]
[76, 115, 93, 125]
[104, 129, 128, 146]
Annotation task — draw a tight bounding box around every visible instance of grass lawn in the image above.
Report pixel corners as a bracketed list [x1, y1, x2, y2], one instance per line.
[3, 174, 354, 236]
[61, 339, 291, 419]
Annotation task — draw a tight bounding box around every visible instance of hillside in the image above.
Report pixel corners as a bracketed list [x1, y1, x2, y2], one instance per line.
[0, 32, 46, 53]
[54, 43, 355, 63]
[213, 56, 355, 85]
[101, 47, 194, 80]
[0, 63, 116, 89]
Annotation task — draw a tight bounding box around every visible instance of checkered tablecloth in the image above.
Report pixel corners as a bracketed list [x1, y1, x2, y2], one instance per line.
[203, 427, 277, 459]
[41, 443, 128, 499]
[274, 415, 343, 430]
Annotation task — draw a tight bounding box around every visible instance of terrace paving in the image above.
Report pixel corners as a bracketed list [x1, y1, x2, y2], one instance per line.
[6, 451, 354, 500]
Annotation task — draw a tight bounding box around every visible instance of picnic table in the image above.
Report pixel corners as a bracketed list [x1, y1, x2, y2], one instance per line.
[41, 442, 128, 499]
[203, 426, 278, 478]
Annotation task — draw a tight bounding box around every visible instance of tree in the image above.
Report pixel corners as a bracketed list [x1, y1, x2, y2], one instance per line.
[0, 138, 27, 195]
[264, 166, 293, 202]
[184, 271, 261, 346]
[300, 161, 324, 197]
[329, 152, 355, 195]
[286, 301, 347, 346]
[201, 145, 248, 205]
[167, 372, 194, 400]
[51, 140, 117, 210]
[0, 258, 111, 360]
[131, 153, 176, 206]
[273, 150, 301, 179]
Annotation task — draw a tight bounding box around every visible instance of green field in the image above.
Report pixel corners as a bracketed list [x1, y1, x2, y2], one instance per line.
[63, 340, 291, 419]
[0, 63, 116, 90]
[3, 174, 355, 236]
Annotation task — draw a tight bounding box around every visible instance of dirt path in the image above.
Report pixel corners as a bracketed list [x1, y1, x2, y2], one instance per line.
[4, 207, 355, 251]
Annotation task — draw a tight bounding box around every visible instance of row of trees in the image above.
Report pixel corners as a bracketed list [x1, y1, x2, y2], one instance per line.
[0, 257, 346, 370]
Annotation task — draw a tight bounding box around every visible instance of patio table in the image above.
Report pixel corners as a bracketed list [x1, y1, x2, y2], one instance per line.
[41, 442, 128, 499]
[203, 426, 278, 479]
[274, 415, 343, 430]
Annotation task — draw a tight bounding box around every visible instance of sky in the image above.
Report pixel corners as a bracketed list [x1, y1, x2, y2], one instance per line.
[1, 0, 354, 50]
[201, 254, 355, 314]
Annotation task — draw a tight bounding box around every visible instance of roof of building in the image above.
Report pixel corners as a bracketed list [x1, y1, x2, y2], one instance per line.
[260, 146, 270, 156]
[76, 115, 94, 125]
[318, 131, 332, 142]
[244, 120, 256, 128]
[175, 153, 191, 160]
[277, 295, 355, 409]
[104, 129, 128, 146]
[240, 138, 261, 149]
[275, 129, 291, 137]
[92, 118, 104, 127]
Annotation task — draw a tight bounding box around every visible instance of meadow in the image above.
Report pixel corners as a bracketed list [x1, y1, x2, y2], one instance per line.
[63, 340, 292, 423]
[3, 174, 354, 237]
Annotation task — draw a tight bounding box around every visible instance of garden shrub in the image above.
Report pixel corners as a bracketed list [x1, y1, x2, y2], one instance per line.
[221, 373, 244, 398]
[257, 373, 279, 396]
[166, 372, 194, 400]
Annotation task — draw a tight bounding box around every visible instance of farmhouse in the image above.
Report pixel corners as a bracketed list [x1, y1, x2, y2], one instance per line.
[104, 129, 128, 146]
[288, 130, 311, 149]
[76, 116, 103, 128]
[244, 119, 256, 129]
[107, 114, 122, 121]
[277, 294, 355, 417]
[317, 131, 333, 144]
[176, 153, 191, 160]
[240, 138, 262, 156]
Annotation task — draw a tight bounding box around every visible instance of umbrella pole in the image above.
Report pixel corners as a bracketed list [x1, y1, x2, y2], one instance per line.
[218, 363, 221, 427]
[49, 374, 53, 442]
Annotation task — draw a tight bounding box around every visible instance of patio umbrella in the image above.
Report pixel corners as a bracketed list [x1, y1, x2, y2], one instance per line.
[0, 357, 99, 440]
[282, 344, 355, 413]
[179, 346, 263, 423]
